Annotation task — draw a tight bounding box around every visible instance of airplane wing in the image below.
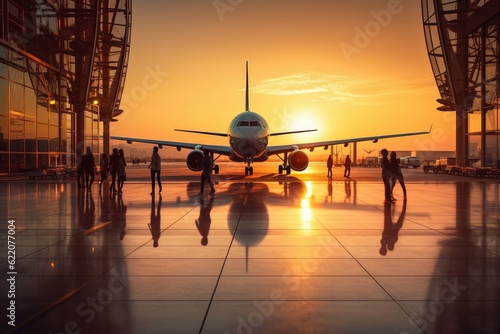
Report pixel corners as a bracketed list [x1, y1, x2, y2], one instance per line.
[267, 126, 432, 156]
[109, 135, 232, 156]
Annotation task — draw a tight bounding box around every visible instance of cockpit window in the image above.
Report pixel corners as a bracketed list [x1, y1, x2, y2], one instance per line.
[237, 121, 261, 127]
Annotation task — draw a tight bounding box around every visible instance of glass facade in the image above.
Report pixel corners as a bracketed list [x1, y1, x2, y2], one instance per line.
[0, 1, 100, 173]
[466, 14, 500, 167]
[423, 0, 500, 168]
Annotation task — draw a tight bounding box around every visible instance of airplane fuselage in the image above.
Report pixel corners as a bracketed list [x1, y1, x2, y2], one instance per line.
[228, 111, 269, 161]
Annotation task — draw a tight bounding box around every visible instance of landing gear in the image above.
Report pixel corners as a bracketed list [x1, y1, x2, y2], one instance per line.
[278, 165, 291, 175]
[277, 152, 291, 175]
[245, 166, 253, 176]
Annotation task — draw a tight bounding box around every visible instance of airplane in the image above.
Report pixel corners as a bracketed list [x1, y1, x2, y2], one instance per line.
[110, 62, 431, 176]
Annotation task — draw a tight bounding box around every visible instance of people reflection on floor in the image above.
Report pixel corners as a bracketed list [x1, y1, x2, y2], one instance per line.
[380, 148, 393, 204]
[76, 148, 85, 190]
[110, 191, 127, 239]
[344, 179, 351, 203]
[82, 147, 96, 192]
[390, 151, 407, 201]
[99, 153, 109, 192]
[148, 195, 162, 247]
[109, 148, 119, 194]
[78, 191, 95, 230]
[379, 201, 406, 256]
[325, 178, 333, 203]
[195, 195, 214, 246]
[327, 154, 333, 178]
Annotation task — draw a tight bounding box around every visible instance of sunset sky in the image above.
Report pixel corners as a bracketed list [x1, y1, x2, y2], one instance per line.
[111, 0, 456, 159]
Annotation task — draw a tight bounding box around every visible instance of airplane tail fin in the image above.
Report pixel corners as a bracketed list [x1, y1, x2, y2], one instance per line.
[245, 61, 249, 112]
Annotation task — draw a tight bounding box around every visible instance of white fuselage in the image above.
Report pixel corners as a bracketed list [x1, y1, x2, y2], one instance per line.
[228, 111, 269, 161]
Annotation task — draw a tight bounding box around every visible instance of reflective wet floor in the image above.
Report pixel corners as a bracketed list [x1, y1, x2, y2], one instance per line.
[1, 164, 499, 334]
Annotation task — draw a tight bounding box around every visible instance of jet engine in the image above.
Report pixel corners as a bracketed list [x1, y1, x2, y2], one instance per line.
[288, 150, 309, 171]
[186, 149, 204, 171]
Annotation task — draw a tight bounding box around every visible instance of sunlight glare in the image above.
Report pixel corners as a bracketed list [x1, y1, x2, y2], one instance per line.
[300, 181, 314, 230]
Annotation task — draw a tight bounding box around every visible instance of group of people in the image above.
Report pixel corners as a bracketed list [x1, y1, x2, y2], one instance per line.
[326, 154, 352, 179]
[75, 146, 217, 196]
[327, 150, 407, 204]
[76, 147, 127, 194]
[381, 149, 407, 204]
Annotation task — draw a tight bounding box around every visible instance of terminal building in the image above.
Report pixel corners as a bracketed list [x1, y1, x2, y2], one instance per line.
[423, 0, 500, 168]
[0, 0, 131, 173]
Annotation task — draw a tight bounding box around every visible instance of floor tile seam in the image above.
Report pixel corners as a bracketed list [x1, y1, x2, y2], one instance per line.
[320, 218, 424, 331]
[197, 194, 247, 334]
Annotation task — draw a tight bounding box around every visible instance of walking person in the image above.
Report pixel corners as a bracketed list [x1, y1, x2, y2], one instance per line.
[381, 149, 393, 204]
[148, 146, 162, 195]
[327, 155, 333, 178]
[82, 147, 96, 192]
[344, 154, 351, 178]
[390, 151, 407, 201]
[199, 149, 215, 195]
[109, 148, 119, 194]
[99, 153, 109, 192]
[76, 148, 85, 189]
[117, 149, 126, 195]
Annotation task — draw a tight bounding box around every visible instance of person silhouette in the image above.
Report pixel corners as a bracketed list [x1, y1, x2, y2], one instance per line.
[344, 155, 351, 178]
[99, 153, 109, 192]
[199, 149, 215, 195]
[82, 147, 95, 192]
[390, 151, 407, 201]
[148, 146, 162, 195]
[327, 155, 333, 178]
[76, 148, 85, 189]
[381, 149, 393, 204]
[117, 149, 126, 195]
[109, 148, 119, 194]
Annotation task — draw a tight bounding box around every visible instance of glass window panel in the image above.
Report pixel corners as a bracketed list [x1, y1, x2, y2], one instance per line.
[49, 109, 58, 126]
[25, 138, 36, 152]
[0, 58, 7, 79]
[485, 134, 498, 167]
[10, 139, 24, 152]
[25, 153, 36, 170]
[8, 65, 25, 85]
[37, 102, 48, 123]
[10, 83, 24, 117]
[0, 79, 7, 118]
[38, 153, 48, 168]
[0, 115, 7, 145]
[37, 122, 48, 137]
[49, 125, 58, 151]
[37, 139, 48, 152]
[468, 112, 482, 133]
[10, 153, 24, 172]
[25, 87, 36, 122]
[25, 120, 35, 139]
[0, 153, 8, 173]
[468, 134, 481, 166]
